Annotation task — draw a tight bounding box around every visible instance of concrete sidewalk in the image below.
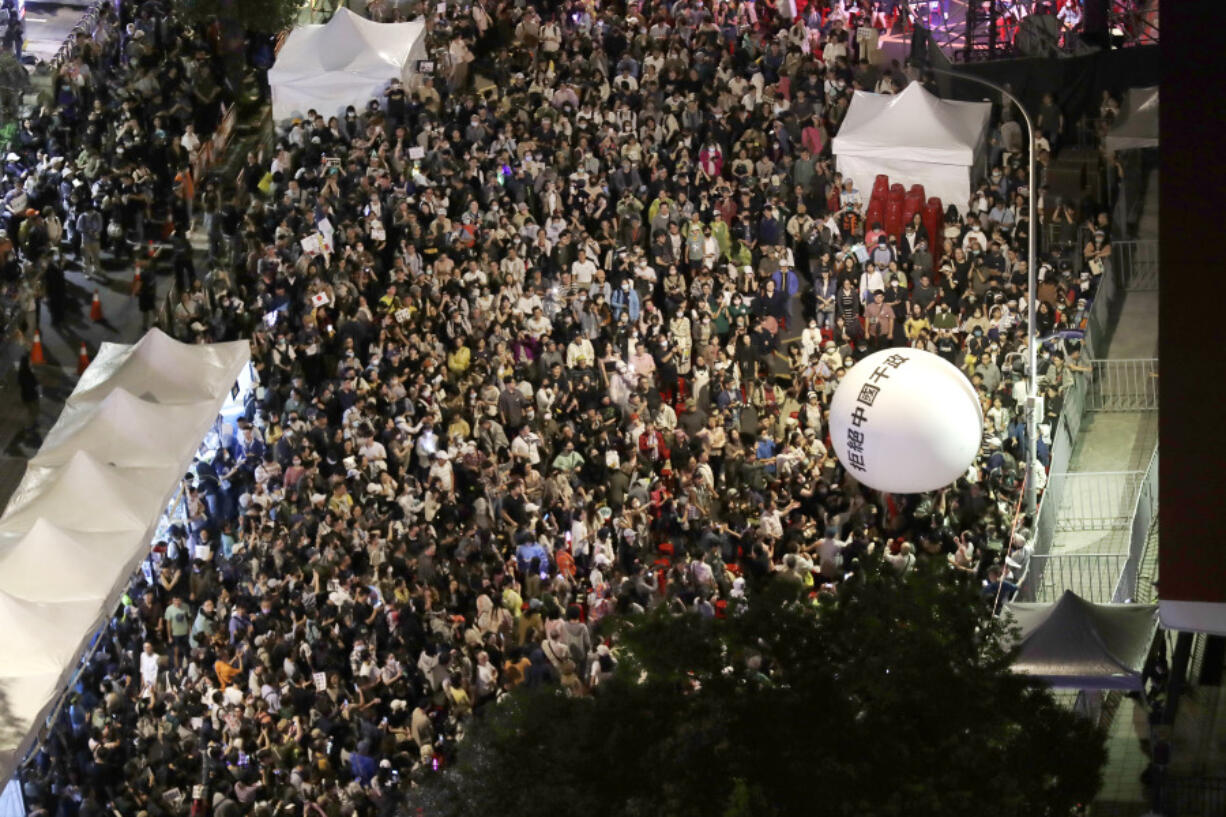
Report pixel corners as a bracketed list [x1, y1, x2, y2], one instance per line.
[1042, 167, 1159, 566]
[1078, 166, 1159, 817]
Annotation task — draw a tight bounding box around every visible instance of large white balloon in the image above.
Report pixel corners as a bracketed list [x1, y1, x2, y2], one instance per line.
[828, 348, 983, 494]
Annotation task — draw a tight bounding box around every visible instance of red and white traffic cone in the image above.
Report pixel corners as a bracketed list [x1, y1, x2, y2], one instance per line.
[77, 342, 90, 375]
[90, 290, 103, 322]
[30, 330, 44, 365]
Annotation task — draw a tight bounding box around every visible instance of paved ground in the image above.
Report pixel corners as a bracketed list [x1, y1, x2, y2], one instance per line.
[21, 1, 89, 64]
[1073, 166, 1159, 816]
[0, 243, 155, 507]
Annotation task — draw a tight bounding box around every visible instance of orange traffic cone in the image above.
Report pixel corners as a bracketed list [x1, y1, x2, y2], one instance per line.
[77, 342, 90, 375]
[131, 268, 142, 296]
[90, 290, 103, 322]
[30, 330, 44, 365]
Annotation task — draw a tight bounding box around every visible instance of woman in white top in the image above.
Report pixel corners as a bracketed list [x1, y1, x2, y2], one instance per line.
[180, 124, 201, 155]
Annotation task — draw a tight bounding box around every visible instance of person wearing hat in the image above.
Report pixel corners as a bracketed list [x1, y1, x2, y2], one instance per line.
[17, 208, 48, 269]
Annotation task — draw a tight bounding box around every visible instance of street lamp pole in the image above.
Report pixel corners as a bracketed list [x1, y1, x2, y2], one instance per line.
[925, 67, 1039, 517]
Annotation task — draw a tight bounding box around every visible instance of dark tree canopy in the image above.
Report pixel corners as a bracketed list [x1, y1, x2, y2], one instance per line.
[179, 0, 301, 35]
[411, 561, 1106, 817]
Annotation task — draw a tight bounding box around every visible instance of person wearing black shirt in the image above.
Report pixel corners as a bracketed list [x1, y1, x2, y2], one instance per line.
[934, 329, 958, 363]
[239, 152, 264, 198]
[500, 481, 528, 529]
[884, 277, 908, 343]
[652, 336, 679, 400]
[911, 273, 938, 314]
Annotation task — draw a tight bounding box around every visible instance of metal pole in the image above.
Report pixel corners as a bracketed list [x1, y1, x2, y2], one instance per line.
[927, 67, 1039, 516]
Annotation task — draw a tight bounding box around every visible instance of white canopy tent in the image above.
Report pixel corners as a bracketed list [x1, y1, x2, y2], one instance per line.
[31, 388, 214, 470]
[1005, 591, 1160, 691]
[268, 8, 428, 123]
[1105, 86, 1158, 153]
[832, 81, 991, 214]
[0, 329, 249, 783]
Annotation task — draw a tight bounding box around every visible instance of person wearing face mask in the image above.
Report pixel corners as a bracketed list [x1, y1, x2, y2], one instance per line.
[271, 336, 295, 385]
[965, 325, 987, 360]
[339, 106, 360, 143]
[610, 278, 641, 322]
[961, 215, 989, 256]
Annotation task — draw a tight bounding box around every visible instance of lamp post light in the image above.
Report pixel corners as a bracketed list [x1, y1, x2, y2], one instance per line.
[925, 67, 1040, 517]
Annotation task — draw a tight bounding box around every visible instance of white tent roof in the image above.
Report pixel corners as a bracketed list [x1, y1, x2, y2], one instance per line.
[0, 593, 104, 677]
[70, 329, 249, 406]
[0, 521, 137, 603]
[0, 329, 249, 783]
[1105, 86, 1158, 153]
[832, 81, 991, 166]
[1, 452, 157, 533]
[32, 388, 214, 470]
[1005, 591, 1160, 691]
[268, 8, 427, 122]
[270, 8, 420, 81]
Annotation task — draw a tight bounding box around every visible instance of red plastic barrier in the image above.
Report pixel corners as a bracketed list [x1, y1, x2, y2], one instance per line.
[922, 199, 944, 260]
[884, 200, 904, 239]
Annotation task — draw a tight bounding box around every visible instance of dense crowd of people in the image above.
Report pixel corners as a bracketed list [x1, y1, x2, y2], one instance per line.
[18, 0, 1113, 815]
[0, 0, 219, 341]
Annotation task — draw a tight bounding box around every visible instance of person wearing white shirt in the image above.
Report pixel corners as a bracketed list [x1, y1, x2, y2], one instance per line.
[525, 307, 552, 338]
[544, 213, 567, 243]
[414, 422, 439, 464]
[500, 248, 526, 281]
[818, 530, 849, 581]
[702, 233, 720, 269]
[759, 503, 785, 540]
[428, 452, 455, 494]
[180, 125, 201, 155]
[858, 263, 885, 303]
[140, 643, 161, 691]
[510, 426, 542, 465]
[358, 436, 387, 462]
[962, 224, 989, 254]
[516, 291, 542, 316]
[571, 249, 598, 285]
[566, 336, 595, 368]
[800, 321, 823, 362]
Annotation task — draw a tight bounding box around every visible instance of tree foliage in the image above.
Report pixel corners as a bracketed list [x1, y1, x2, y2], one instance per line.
[177, 0, 302, 35]
[411, 560, 1106, 817]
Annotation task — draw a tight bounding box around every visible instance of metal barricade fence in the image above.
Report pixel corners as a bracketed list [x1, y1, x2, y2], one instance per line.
[1060, 370, 1088, 443]
[1049, 471, 1146, 532]
[1011, 210, 1157, 606]
[1113, 446, 1158, 603]
[1081, 258, 1119, 362]
[1027, 553, 1129, 604]
[1085, 358, 1159, 411]
[1112, 239, 1159, 291]
[1072, 226, 1095, 277]
[1020, 401, 1079, 602]
[49, 0, 109, 73]
[1161, 776, 1226, 817]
